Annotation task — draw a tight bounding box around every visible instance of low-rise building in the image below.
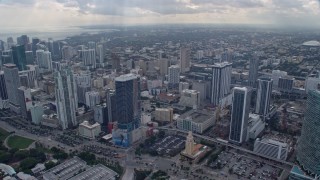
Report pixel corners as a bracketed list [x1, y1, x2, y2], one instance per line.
[41, 114, 59, 128]
[68, 164, 118, 180]
[30, 105, 44, 125]
[78, 121, 101, 139]
[177, 110, 215, 134]
[155, 108, 173, 122]
[253, 138, 289, 160]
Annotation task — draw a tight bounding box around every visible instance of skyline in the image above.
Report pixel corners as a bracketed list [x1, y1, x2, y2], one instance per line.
[0, 0, 319, 30]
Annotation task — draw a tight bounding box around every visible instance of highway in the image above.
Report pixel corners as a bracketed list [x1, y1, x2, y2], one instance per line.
[158, 127, 295, 169]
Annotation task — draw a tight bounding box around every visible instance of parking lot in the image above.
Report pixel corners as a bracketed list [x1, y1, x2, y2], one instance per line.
[149, 135, 185, 157]
[208, 150, 281, 180]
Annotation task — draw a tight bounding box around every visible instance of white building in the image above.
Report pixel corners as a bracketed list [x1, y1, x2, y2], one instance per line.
[179, 82, 189, 93]
[30, 105, 44, 125]
[168, 65, 180, 87]
[78, 121, 101, 139]
[96, 44, 104, 64]
[192, 80, 207, 101]
[179, 89, 200, 109]
[247, 114, 265, 140]
[211, 62, 232, 105]
[79, 49, 96, 69]
[254, 138, 289, 160]
[177, 110, 215, 134]
[85, 91, 100, 107]
[54, 66, 78, 130]
[155, 108, 173, 122]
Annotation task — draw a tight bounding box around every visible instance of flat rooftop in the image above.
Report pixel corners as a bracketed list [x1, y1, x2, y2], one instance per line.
[68, 164, 117, 180]
[43, 157, 87, 180]
[115, 73, 139, 82]
[179, 110, 213, 123]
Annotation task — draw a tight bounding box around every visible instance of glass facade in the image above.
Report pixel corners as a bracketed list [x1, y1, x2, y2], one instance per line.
[12, 45, 27, 71]
[297, 90, 320, 175]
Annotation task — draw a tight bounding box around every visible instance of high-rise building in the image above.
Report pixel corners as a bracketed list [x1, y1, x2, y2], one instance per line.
[61, 46, 73, 60]
[88, 41, 96, 50]
[248, 54, 259, 87]
[85, 91, 100, 108]
[297, 90, 320, 175]
[36, 50, 52, 71]
[3, 64, 21, 113]
[32, 37, 40, 57]
[0, 71, 8, 101]
[54, 66, 78, 130]
[97, 44, 104, 64]
[1, 50, 13, 64]
[159, 58, 169, 76]
[211, 62, 232, 105]
[17, 35, 29, 47]
[179, 89, 200, 109]
[79, 49, 96, 69]
[168, 65, 180, 88]
[111, 53, 121, 71]
[278, 77, 294, 92]
[25, 51, 34, 65]
[180, 47, 191, 73]
[12, 45, 27, 71]
[112, 74, 141, 147]
[255, 78, 273, 120]
[17, 86, 32, 118]
[229, 87, 251, 144]
[185, 131, 195, 156]
[272, 70, 287, 87]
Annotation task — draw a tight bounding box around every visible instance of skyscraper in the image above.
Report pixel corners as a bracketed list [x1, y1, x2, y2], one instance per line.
[12, 45, 27, 71]
[79, 49, 96, 69]
[36, 50, 52, 71]
[97, 44, 104, 64]
[255, 78, 273, 120]
[0, 71, 8, 101]
[248, 54, 259, 87]
[229, 87, 251, 144]
[159, 58, 169, 76]
[112, 74, 141, 147]
[297, 90, 320, 175]
[3, 64, 21, 113]
[211, 62, 232, 105]
[25, 51, 34, 65]
[180, 46, 191, 73]
[32, 37, 40, 57]
[54, 66, 78, 130]
[168, 65, 180, 89]
[17, 86, 32, 118]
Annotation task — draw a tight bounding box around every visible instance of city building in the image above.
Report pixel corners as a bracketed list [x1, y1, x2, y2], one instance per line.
[36, 50, 52, 71]
[85, 91, 100, 107]
[181, 131, 210, 162]
[30, 105, 44, 125]
[68, 164, 118, 180]
[168, 65, 180, 88]
[289, 166, 316, 180]
[0, 71, 8, 109]
[43, 157, 87, 180]
[297, 90, 320, 175]
[177, 110, 215, 134]
[211, 62, 232, 105]
[179, 82, 189, 93]
[93, 103, 108, 125]
[180, 46, 191, 73]
[305, 77, 320, 93]
[79, 49, 96, 69]
[179, 89, 200, 109]
[248, 54, 259, 87]
[272, 70, 288, 87]
[255, 78, 273, 120]
[159, 58, 169, 76]
[3, 64, 21, 114]
[17, 86, 32, 118]
[41, 114, 59, 128]
[192, 80, 207, 101]
[155, 108, 173, 122]
[247, 113, 265, 140]
[54, 66, 78, 130]
[254, 138, 289, 161]
[12, 45, 27, 71]
[78, 121, 101, 139]
[229, 87, 251, 144]
[25, 51, 34, 65]
[97, 44, 104, 64]
[112, 74, 141, 147]
[278, 77, 294, 92]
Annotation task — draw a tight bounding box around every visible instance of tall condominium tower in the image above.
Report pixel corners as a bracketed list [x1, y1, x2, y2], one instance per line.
[180, 46, 191, 73]
[54, 66, 78, 130]
[3, 64, 21, 113]
[229, 87, 251, 144]
[211, 62, 232, 105]
[168, 65, 180, 89]
[79, 49, 96, 69]
[255, 78, 273, 120]
[248, 54, 259, 87]
[112, 74, 141, 147]
[297, 90, 320, 176]
[12, 45, 27, 71]
[36, 50, 53, 71]
[0, 71, 8, 101]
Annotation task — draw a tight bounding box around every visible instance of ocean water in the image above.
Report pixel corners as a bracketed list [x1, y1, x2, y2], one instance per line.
[0, 26, 112, 41]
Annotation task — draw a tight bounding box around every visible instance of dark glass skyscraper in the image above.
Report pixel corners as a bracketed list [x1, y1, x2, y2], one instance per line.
[112, 74, 141, 147]
[229, 87, 251, 144]
[0, 71, 8, 100]
[12, 45, 27, 71]
[297, 90, 320, 176]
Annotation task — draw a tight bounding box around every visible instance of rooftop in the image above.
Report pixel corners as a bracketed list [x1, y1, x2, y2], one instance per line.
[179, 110, 213, 123]
[68, 164, 118, 180]
[79, 121, 101, 129]
[115, 73, 139, 82]
[302, 40, 320, 47]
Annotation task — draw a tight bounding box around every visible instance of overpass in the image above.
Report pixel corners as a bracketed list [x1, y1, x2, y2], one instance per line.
[158, 127, 295, 168]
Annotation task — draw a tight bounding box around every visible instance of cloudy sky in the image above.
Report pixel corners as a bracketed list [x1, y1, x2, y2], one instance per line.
[0, 0, 319, 28]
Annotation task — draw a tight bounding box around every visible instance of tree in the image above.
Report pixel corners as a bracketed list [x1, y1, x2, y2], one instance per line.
[14, 150, 29, 160]
[0, 152, 11, 163]
[20, 157, 38, 170]
[45, 161, 56, 170]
